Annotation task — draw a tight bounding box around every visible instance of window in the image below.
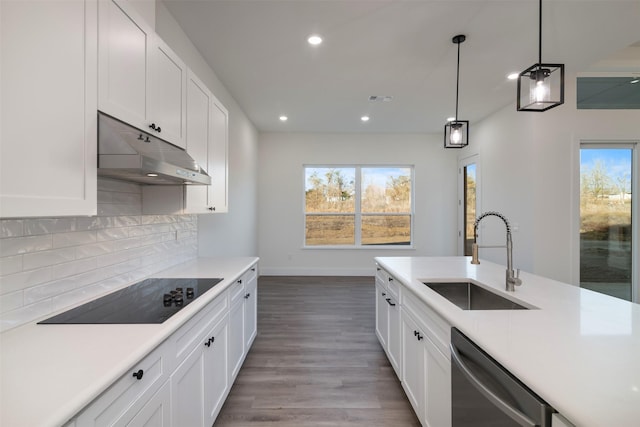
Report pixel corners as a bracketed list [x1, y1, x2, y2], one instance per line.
[458, 155, 480, 256]
[579, 143, 636, 301]
[304, 166, 413, 247]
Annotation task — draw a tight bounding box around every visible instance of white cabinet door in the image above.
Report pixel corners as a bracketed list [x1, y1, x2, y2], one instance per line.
[209, 97, 229, 213]
[184, 71, 214, 213]
[228, 295, 245, 381]
[147, 36, 187, 149]
[401, 309, 425, 422]
[0, 0, 97, 218]
[98, 0, 150, 129]
[171, 338, 206, 427]
[387, 295, 401, 377]
[76, 343, 168, 427]
[243, 271, 258, 349]
[375, 282, 389, 348]
[98, 0, 186, 149]
[425, 342, 451, 427]
[126, 380, 171, 427]
[204, 316, 229, 426]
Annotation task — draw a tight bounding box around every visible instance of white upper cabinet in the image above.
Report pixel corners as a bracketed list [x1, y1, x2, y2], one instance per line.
[0, 0, 98, 218]
[98, 0, 187, 149]
[209, 97, 229, 213]
[184, 71, 229, 214]
[184, 71, 214, 213]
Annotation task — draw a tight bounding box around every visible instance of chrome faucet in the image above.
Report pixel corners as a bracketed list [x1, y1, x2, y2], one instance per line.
[470, 211, 522, 291]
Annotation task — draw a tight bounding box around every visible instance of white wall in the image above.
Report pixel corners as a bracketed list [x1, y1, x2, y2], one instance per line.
[155, 2, 259, 258]
[463, 72, 640, 284]
[258, 133, 459, 275]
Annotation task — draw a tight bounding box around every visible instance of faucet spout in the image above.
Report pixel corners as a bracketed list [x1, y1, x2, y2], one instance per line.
[469, 211, 522, 291]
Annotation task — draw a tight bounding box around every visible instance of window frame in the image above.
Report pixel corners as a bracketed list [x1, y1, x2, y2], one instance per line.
[303, 164, 415, 249]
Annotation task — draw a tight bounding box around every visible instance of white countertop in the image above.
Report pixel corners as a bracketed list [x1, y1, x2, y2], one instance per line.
[0, 257, 258, 427]
[375, 256, 640, 427]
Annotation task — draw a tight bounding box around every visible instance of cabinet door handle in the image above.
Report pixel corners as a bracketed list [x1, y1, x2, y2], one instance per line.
[208, 206, 215, 211]
[244, 293, 250, 299]
[417, 334, 423, 341]
[132, 369, 144, 380]
[237, 279, 242, 284]
[385, 298, 396, 307]
[156, 126, 161, 133]
[205, 336, 215, 347]
[149, 123, 157, 131]
[414, 330, 419, 336]
[388, 277, 393, 282]
[381, 292, 386, 296]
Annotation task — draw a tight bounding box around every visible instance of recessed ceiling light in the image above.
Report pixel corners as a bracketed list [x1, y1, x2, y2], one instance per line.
[631, 78, 639, 84]
[507, 73, 519, 80]
[146, 173, 158, 177]
[361, 116, 370, 122]
[307, 35, 322, 46]
[446, 117, 456, 122]
[279, 115, 288, 122]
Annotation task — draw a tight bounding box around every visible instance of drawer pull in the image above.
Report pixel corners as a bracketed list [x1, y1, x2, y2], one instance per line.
[205, 337, 215, 347]
[244, 293, 251, 299]
[132, 369, 144, 380]
[385, 298, 396, 307]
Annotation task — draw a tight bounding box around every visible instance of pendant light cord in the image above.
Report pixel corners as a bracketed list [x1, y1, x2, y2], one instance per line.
[455, 40, 460, 121]
[538, 0, 542, 65]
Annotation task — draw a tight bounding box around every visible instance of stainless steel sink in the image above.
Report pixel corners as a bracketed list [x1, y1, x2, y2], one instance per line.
[423, 281, 530, 310]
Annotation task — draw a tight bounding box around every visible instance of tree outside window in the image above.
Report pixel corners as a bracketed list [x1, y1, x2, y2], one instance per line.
[304, 166, 413, 246]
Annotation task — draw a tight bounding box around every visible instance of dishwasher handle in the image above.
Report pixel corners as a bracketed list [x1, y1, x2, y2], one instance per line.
[450, 342, 537, 427]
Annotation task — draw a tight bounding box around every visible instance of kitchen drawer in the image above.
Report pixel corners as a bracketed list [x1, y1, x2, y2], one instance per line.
[387, 274, 400, 299]
[170, 291, 228, 366]
[375, 264, 388, 284]
[229, 277, 245, 305]
[402, 288, 451, 358]
[75, 342, 168, 427]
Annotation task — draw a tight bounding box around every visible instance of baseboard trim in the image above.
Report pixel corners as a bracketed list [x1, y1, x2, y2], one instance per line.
[259, 267, 374, 276]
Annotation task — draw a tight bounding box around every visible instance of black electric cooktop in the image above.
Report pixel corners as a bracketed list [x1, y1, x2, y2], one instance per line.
[38, 277, 224, 324]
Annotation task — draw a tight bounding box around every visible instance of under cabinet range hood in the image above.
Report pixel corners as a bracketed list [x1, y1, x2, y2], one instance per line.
[97, 112, 211, 185]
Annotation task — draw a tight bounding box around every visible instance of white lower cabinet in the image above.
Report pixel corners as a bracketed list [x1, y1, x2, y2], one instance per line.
[171, 315, 228, 427]
[71, 263, 258, 427]
[375, 265, 451, 427]
[401, 307, 451, 427]
[75, 342, 169, 426]
[127, 380, 171, 427]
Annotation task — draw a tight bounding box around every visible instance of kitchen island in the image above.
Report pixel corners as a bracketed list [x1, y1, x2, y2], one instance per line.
[375, 256, 640, 427]
[0, 256, 258, 427]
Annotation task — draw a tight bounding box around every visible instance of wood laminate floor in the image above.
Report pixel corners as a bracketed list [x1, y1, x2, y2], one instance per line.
[214, 276, 420, 427]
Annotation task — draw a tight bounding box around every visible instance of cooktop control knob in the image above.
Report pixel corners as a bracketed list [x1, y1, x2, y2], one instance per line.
[163, 293, 172, 306]
[186, 287, 195, 298]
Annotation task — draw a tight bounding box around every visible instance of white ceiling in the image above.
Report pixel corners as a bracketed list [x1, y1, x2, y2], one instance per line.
[162, 0, 640, 134]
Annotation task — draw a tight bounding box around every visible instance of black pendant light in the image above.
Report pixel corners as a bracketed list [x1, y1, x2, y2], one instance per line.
[444, 35, 469, 149]
[517, 0, 564, 111]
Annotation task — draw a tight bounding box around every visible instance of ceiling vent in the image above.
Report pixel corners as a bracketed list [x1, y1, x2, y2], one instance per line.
[368, 95, 393, 102]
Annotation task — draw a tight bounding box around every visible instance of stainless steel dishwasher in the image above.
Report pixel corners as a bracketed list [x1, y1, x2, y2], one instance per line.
[450, 328, 555, 426]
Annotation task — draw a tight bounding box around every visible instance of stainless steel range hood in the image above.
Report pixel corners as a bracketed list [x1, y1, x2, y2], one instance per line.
[98, 112, 211, 185]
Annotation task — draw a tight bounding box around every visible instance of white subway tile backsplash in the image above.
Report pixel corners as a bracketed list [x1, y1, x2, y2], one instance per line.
[96, 227, 130, 241]
[1, 220, 24, 238]
[0, 299, 53, 332]
[98, 203, 142, 216]
[51, 257, 98, 280]
[0, 291, 23, 312]
[24, 218, 76, 236]
[0, 178, 199, 331]
[0, 255, 23, 276]
[23, 247, 76, 270]
[0, 267, 52, 295]
[0, 234, 52, 257]
[52, 231, 97, 249]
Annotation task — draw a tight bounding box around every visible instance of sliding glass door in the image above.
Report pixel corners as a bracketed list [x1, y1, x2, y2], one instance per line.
[580, 144, 636, 301]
